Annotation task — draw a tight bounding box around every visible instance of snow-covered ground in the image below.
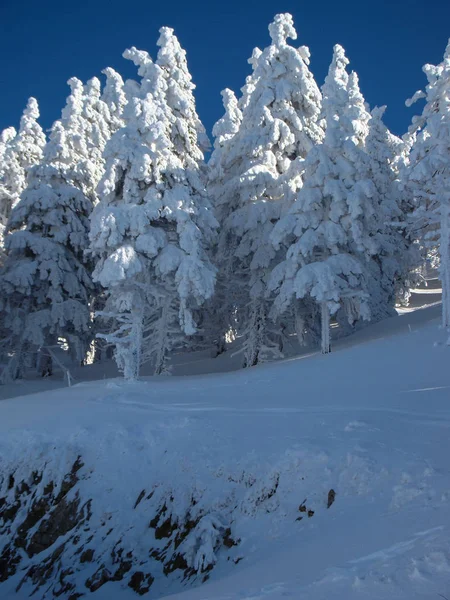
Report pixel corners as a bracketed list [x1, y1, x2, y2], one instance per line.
[0, 277, 442, 402]
[1, 290, 450, 599]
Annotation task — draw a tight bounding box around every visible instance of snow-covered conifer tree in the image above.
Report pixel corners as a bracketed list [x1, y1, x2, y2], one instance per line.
[0, 127, 16, 161]
[333, 70, 402, 329]
[156, 27, 217, 352]
[0, 99, 45, 235]
[362, 106, 419, 316]
[84, 68, 128, 362]
[405, 39, 450, 327]
[211, 13, 324, 366]
[269, 45, 371, 354]
[0, 127, 17, 183]
[0, 127, 17, 250]
[321, 60, 418, 330]
[206, 89, 243, 354]
[90, 39, 216, 379]
[0, 80, 97, 379]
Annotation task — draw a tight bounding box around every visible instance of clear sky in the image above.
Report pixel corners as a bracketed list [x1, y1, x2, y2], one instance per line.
[0, 0, 449, 140]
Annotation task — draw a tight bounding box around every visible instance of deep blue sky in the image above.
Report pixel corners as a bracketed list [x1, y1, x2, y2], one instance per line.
[1, 0, 449, 140]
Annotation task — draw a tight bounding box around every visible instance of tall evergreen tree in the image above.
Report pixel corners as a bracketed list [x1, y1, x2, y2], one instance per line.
[361, 106, 419, 318]
[0, 99, 46, 238]
[331, 71, 398, 330]
[210, 13, 324, 366]
[405, 39, 450, 327]
[0, 127, 17, 251]
[85, 68, 128, 362]
[270, 45, 371, 354]
[0, 127, 16, 161]
[90, 38, 216, 379]
[206, 89, 243, 355]
[156, 26, 217, 352]
[0, 80, 98, 379]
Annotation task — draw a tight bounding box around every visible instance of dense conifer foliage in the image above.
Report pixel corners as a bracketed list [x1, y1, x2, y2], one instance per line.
[0, 14, 446, 379]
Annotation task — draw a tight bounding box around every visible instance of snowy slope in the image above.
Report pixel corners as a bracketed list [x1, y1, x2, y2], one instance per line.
[0, 280, 441, 402]
[1, 305, 450, 599]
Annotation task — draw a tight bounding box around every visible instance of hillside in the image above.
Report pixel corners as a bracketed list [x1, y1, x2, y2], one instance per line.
[1, 296, 450, 599]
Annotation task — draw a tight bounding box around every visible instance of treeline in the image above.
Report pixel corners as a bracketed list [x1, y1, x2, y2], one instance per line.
[0, 14, 448, 380]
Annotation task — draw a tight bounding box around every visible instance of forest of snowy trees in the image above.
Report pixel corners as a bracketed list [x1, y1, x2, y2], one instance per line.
[0, 14, 449, 381]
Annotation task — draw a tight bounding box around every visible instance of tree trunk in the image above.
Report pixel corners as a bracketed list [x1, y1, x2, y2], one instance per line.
[38, 347, 53, 378]
[211, 335, 226, 359]
[121, 306, 143, 381]
[321, 302, 331, 354]
[129, 308, 143, 380]
[154, 301, 170, 376]
[244, 299, 265, 368]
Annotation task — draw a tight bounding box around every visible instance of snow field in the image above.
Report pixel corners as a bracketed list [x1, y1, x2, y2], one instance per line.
[1, 306, 450, 598]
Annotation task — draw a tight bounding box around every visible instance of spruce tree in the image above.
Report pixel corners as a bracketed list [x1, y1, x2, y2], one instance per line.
[362, 106, 419, 318]
[0, 80, 97, 379]
[0, 99, 45, 239]
[210, 13, 324, 366]
[405, 39, 450, 327]
[0, 127, 17, 251]
[270, 45, 371, 354]
[90, 39, 216, 379]
[207, 89, 243, 355]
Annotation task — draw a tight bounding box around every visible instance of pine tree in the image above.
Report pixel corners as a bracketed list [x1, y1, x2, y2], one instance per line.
[210, 13, 324, 366]
[0, 127, 17, 251]
[84, 68, 128, 363]
[405, 39, 450, 327]
[0, 80, 97, 380]
[207, 89, 243, 355]
[362, 106, 419, 317]
[156, 27, 217, 353]
[90, 40, 216, 379]
[0, 99, 46, 237]
[269, 45, 371, 354]
[332, 70, 404, 331]
[0, 127, 16, 161]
